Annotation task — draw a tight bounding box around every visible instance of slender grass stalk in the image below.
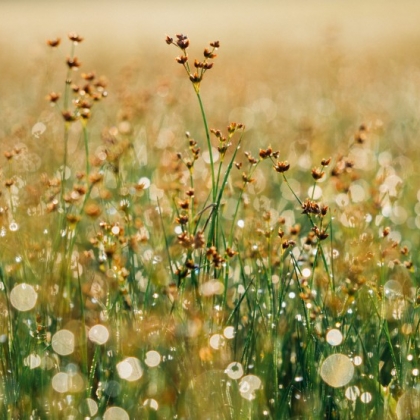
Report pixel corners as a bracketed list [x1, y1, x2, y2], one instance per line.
[195, 92, 216, 203]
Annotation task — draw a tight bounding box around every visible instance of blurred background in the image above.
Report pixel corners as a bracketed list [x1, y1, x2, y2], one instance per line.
[3, 0, 420, 78]
[2, 0, 420, 215]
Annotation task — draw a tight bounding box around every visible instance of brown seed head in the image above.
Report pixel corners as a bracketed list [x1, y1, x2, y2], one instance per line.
[226, 247, 237, 258]
[66, 57, 81, 69]
[89, 172, 104, 184]
[4, 151, 13, 160]
[194, 59, 204, 68]
[62, 111, 77, 123]
[165, 35, 173, 45]
[210, 41, 220, 48]
[189, 73, 202, 83]
[176, 34, 190, 49]
[311, 167, 325, 180]
[47, 92, 60, 103]
[47, 38, 61, 47]
[203, 48, 217, 59]
[321, 157, 332, 166]
[274, 161, 290, 173]
[176, 56, 188, 64]
[194, 232, 205, 249]
[176, 214, 189, 225]
[81, 72, 95, 81]
[259, 147, 273, 159]
[68, 32, 84, 43]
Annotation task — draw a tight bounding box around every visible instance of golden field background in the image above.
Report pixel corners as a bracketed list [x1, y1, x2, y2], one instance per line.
[2, 0, 420, 248]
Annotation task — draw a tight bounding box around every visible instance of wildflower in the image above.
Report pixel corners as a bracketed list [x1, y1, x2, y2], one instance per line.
[311, 167, 325, 180]
[274, 161, 290, 173]
[176, 214, 189, 225]
[46, 92, 60, 103]
[176, 34, 190, 49]
[194, 232, 205, 249]
[204, 48, 217, 59]
[47, 38, 61, 47]
[68, 32, 84, 43]
[176, 56, 188, 64]
[244, 152, 258, 165]
[321, 157, 332, 166]
[62, 111, 77, 123]
[81, 72, 95, 81]
[66, 57, 82, 69]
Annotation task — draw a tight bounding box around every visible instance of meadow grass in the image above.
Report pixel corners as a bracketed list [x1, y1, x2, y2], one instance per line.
[0, 31, 419, 419]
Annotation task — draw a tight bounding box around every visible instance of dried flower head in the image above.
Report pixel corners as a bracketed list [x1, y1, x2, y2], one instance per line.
[176, 34, 190, 50]
[46, 92, 60, 103]
[62, 111, 77, 123]
[81, 72, 95, 81]
[274, 161, 290, 173]
[68, 32, 84, 43]
[47, 38, 61, 47]
[321, 157, 332, 166]
[311, 167, 325, 180]
[66, 57, 82, 69]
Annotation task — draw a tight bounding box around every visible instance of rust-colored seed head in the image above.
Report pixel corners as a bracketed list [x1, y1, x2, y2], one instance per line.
[176, 35, 190, 49]
[186, 259, 197, 270]
[189, 73, 202, 83]
[289, 224, 301, 235]
[203, 48, 217, 59]
[165, 35, 173, 45]
[194, 59, 204, 68]
[321, 157, 332, 166]
[274, 161, 290, 173]
[194, 232, 205, 249]
[89, 172, 104, 184]
[226, 247, 237, 258]
[383, 226, 391, 237]
[47, 38, 61, 47]
[203, 62, 214, 70]
[47, 92, 60, 103]
[210, 41, 220, 48]
[62, 111, 77, 123]
[81, 72, 95, 81]
[4, 151, 13, 160]
[81, 108, 91, 120]
[311, 168, 325, 180]
[68, 32, 84, 43]
[242, 172, 254, 183]
[259, 147, 273, 159]
[179, 199, 189, 210]
[176, 56, 188, 64]
[176, 214, 189, 225]
[66, 57, 81, 69]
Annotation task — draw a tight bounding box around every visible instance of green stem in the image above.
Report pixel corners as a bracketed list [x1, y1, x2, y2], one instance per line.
[82, 123, 90, 176]
[195, 92, 216, 202]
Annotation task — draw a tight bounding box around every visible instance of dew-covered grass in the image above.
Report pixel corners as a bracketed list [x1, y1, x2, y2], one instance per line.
[1, 16, 420, 419]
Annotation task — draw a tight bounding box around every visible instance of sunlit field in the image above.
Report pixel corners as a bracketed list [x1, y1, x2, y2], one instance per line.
[2, 1, 420, 419]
